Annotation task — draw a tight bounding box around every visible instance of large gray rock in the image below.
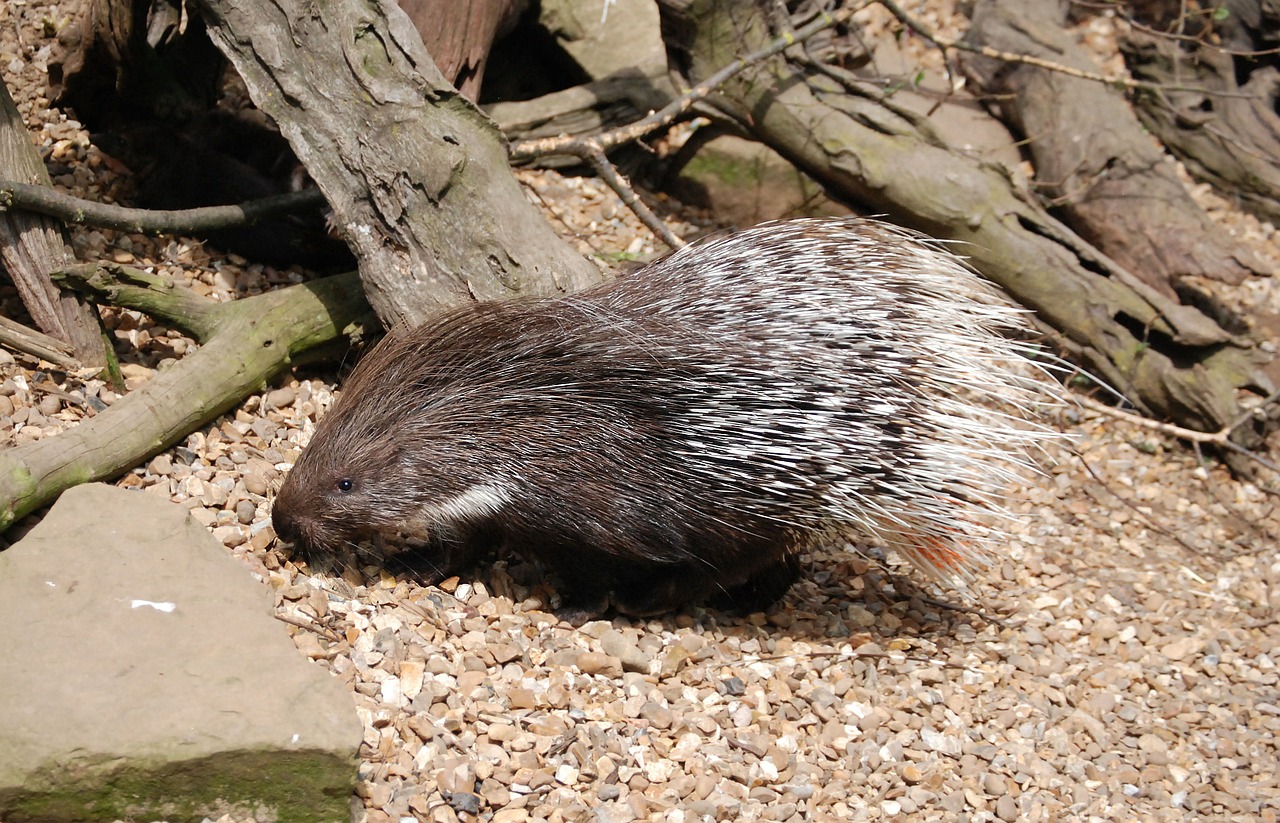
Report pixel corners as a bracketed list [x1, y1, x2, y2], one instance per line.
[0, 483, 361, 823]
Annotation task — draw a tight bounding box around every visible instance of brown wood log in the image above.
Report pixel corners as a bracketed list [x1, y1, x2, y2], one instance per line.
[655, 0, 1273, 440]
[962, 0, 1263, 296]
[196, 0, 605, 330]
[1119, 3, 1280, 225]
[0, 81, 106, 368]
[398, 0, 528, 100]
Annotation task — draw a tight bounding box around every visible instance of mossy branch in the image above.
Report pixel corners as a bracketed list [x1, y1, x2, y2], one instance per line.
[0, 269, 375, 530]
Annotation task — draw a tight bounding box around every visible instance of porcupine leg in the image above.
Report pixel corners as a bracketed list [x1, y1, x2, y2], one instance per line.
[709, 552, 803, 613]
[610, 563, 716, 617]
[547, 546, 614, 626]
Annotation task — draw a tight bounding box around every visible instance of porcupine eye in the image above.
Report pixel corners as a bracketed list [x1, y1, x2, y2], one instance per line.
[336, 478, 354, 493]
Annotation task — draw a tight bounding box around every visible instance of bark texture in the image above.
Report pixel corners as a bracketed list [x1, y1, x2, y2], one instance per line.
[399, 0, 527, 99]
[0, 81, 106, 367]
[963, 0, 1262, 296]
[1120, 1, 1280, 224]
[196, 0, 604, 330]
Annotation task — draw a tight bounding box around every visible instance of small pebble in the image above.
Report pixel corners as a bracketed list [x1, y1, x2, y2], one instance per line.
[235, 500, 256, 525]
[576, 653, 622, 678]
[243, 472, 269, 496]
[268, 386, 296, 408]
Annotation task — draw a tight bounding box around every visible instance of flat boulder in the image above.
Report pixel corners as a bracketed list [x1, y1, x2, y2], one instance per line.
[0, 483, 361, 823]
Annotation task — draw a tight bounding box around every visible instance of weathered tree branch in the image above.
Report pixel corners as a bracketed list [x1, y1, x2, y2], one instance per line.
[0, 80, 106, 367]
[0, 267, 375, 530]
[0, 315, 78, 371]
[0, 180, 329, 236]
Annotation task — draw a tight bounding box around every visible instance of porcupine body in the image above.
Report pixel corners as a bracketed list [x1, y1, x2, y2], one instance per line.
[272, 218, 1049, 622]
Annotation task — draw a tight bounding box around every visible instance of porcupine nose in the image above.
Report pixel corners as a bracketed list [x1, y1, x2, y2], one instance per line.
[271, 504, 299, 546]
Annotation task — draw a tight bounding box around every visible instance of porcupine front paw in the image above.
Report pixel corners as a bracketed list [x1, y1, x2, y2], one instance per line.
[708, 553, 803, 613]
[553, 591, 610, 626]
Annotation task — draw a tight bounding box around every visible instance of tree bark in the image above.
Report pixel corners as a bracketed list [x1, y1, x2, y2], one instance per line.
[1119, 4, 1280, 225]
[0, 81, 106, 368]
[656, 0, 1272, 438]
[398, 0, 528, 100]
[195, 0, 605, 330]
[962, 0, 1262, 296]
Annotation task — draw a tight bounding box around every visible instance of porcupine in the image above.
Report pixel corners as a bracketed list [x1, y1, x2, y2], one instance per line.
[272, 217, 1051, 623]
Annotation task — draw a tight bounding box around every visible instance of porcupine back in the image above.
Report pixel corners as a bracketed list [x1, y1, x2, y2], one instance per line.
[272, 218, 1050, 618]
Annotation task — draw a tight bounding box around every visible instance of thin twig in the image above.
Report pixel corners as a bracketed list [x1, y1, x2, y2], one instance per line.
[1073, 447, 1209, 555]
[1073, 394, 1280, 476]
[0, 181, 329, 235]
[584, 148, 684, 249]
[274, 611, 343, 643]
[879, 0, 1259, 98]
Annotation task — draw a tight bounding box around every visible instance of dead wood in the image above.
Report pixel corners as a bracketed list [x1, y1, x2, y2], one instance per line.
[488, 72, 675, 161]
[961, 0, 1263, 296]
[0, 316, 77, 371]
[655, 0, 1273, 441]
[0, 266, 374, 531]
[398, 0, 528, 100]
[48, 0, 226, 128]
[195, 0, 605, 330]
[1119, 2, 1280, 225]
[0, 80, 106, 368]
[0, 179, 328, 236]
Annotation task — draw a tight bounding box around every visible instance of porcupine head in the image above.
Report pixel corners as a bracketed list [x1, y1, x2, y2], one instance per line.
[271, 316, 512, 581]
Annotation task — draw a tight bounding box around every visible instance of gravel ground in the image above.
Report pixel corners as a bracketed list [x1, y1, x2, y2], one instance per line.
[5, 2, 1280, 821]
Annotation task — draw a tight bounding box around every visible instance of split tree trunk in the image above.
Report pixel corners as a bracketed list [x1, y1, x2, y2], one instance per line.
[0, 81, 106, 368]
[195, 0, 604, 331]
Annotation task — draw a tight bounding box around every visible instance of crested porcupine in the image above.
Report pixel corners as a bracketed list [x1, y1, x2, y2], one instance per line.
[272, 217, 1052, 622]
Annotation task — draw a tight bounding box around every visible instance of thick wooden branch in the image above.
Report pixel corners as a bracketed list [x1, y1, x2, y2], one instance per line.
[961, 0, 1262, 295]
[51, 263, 225, 342]
[196, 0, 605, 330]
[0, 271, 374, 530]
[655, 0, 1273, 440]
[0, 80, 106, 367]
